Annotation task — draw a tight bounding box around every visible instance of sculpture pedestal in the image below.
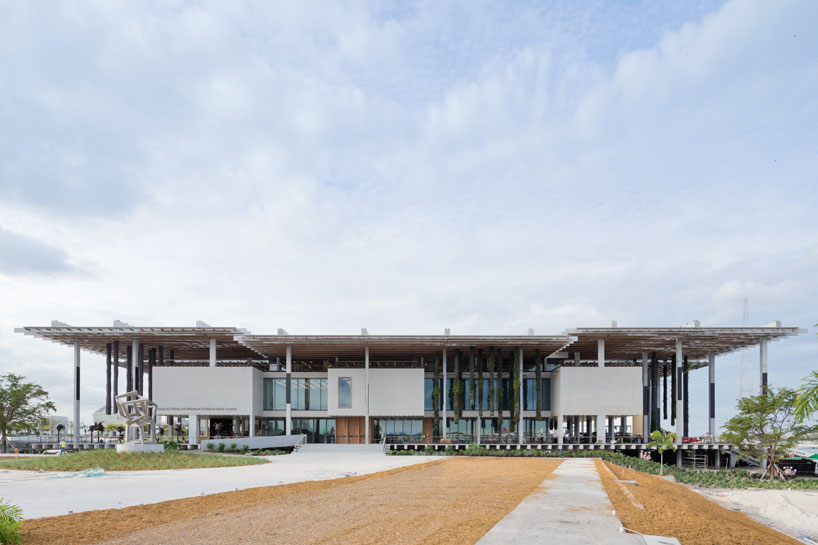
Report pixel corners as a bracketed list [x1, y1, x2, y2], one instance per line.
[116, 443, 165, 453]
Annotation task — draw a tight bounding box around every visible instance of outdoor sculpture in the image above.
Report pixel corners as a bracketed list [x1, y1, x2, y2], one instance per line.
[115, 391, 159, 444]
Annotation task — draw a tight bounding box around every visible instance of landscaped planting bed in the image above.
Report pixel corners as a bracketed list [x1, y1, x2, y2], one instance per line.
[0, 450, 268, 472]
[389, 445, 818, 490]
[595, 459, 802, 545]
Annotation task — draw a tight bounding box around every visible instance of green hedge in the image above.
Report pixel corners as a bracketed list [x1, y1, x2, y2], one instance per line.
[390, 446, 818, 490]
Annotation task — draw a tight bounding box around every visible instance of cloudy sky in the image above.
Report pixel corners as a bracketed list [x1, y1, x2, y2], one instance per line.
[1, 0, 816, 433]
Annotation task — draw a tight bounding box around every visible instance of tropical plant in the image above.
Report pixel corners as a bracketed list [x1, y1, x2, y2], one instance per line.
[512, 348, 521, 431]
[682, 356, 690, 437]
[647, 430, 677, 476]
[453, 351, 463, 423]
[487, 347, 495, 417]
[468, 347, 476, 410]
[535, 349, 542, 420]
[722, 387, 817, 479]
[496, 349, 504, 430]
[432, 355, 441, 436]
[0, 499, 23, 544]
[56, 423, 65, 442]
[477, 349, 484, 420]
[795, 370, 818, 422]
[0, 374, 56, 453]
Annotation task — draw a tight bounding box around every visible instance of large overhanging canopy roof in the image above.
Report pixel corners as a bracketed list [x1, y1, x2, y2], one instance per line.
[563, 326, 803, 363]
[15, 325, 261, 361]
[238, 334, 572, 360]
[16, 323, 803, 366]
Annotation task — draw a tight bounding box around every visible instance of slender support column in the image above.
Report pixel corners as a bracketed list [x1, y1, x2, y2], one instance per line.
[105, 343, 112, 415]
[233, 416, 239, 436]
[760, 340, 768, 394]
[365, 345, 370, 444]
[138, 343, 145, 395]
[641, 352, 649, 441]
[620, 416, 627, 439]
[675, 338, 683, 445]
[126, 345, 133, 392]
[209, 339, 217, 368]
[596, 414, 605, 444]
[188, 414, 198, 446]
[148, 348, 155, 400]
[608, 416, 614, 443]
[113, 341, 119, 414]
[285, 345, 292, 435]
[518, 348, 524, 444]
[557, 415, 564, 447]
[249, 415, 255, 437]
[442, 349, 448, 439]
[73, 339, 81, 449]
[708, 353, 716, 437]
[597, 339, 605, 368]
[134, 342, 142, 395]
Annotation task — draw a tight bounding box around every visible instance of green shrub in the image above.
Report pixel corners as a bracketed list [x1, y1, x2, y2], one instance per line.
[230, 443, 238, 452]
[206, 442, 215, 451]
[164, 441, 180, 451]
[0, 499, 23, 544]
[241, 445, 249, 453]
[217, 443, 226, 452]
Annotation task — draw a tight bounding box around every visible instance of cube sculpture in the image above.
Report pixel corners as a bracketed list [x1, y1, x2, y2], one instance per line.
[115, 391, 164, 452]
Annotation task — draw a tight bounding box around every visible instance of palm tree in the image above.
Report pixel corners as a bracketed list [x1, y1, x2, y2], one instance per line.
[647, 430, 677, 476]
[56, 423, 65, 442]
[795, 370, 818, 422]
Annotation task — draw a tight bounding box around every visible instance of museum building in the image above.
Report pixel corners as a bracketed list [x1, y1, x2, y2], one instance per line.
[16, 321, 803, 449]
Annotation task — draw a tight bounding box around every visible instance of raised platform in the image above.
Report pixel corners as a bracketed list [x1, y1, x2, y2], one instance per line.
[387, 442, 733, 452]
[116, 443, 166, 453]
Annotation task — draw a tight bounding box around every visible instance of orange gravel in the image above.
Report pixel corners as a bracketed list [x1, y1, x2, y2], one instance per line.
[23, 457, 561, 545]
[595, 460, 801, 545]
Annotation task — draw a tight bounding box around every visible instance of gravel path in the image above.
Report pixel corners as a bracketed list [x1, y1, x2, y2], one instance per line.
[23, 457, 562, 545]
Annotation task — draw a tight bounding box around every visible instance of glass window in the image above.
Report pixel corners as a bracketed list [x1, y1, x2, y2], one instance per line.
[263, 378, 287, 410]
[523, 378, 551, 411]
[338, 377, 351, 408]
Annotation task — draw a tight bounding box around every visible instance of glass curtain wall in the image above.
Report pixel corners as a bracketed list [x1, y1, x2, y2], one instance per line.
[523, 378, 551, 411]
[263, 417, 335, 443]
[373, 419, 422, 442]
[263, 378, 327, 411]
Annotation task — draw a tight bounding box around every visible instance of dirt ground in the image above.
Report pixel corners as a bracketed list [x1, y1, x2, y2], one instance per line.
[23, 457, 561, 545]
[595, 460, 802, 545]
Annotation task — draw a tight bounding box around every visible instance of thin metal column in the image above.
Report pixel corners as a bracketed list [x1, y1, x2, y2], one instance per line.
[675, 338, 683, 445]
[136, 342, 143, 395]
[365, 345, 370, 444]
[148, 348, 155, 400]
[112, 341, 119, 414]
[209, 338, 217, 367]
[442, 349, 448, 439]
[709, 353, 716, 437]
[285, 345, 292, 435]
[73, 339, 80, 449]
[760, 340, 768, 394]
[126, 344, 133, 392]
[518, 348, 524, 444]
[105, 343, 112, 415]
[641, 352, 649, 441]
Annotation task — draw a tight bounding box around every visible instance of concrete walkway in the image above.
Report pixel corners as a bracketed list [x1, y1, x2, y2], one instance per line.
[0, 445, 438, 519]
[477, 458, 641, 544]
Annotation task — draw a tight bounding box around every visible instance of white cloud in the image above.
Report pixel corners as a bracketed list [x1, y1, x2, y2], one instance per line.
[0, 0, 816, 432]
